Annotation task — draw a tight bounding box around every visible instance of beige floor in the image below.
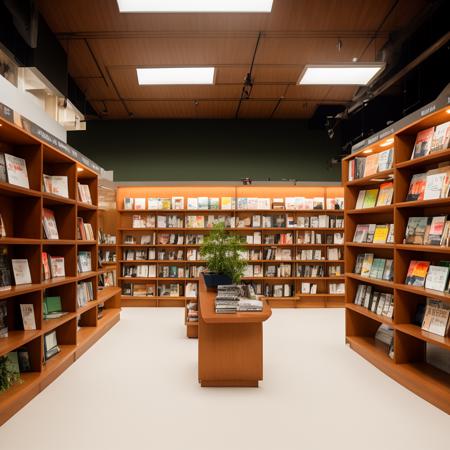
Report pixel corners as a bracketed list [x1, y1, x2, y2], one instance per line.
[0, 308, 449, 450]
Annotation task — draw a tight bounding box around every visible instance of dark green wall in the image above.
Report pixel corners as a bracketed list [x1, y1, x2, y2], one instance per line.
[68, 119, 342, 182]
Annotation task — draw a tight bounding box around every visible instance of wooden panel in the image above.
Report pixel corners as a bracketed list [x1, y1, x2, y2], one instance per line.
[90, 100, 128, 118]
[249, 84, 287, 99]
[237, 100, 279, 118]
[65, 39, 102, 78]
[285, 85, 356, 101]
[125, 100, 194, 118]
[75, 77, 120, 101]
[251, 66, 301, 83]
[192, 100, 237, 119]
[272, 100, 318, 118]
[89, 37, 257, 67]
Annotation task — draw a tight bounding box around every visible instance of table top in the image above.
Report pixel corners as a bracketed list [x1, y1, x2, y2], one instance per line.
[199, 276, 272, 324]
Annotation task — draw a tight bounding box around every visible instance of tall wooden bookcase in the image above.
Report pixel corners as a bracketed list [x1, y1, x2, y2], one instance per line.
[116, 184, 345, 338]
[0, 117, 121, 426]
[343, 106, 450, 414]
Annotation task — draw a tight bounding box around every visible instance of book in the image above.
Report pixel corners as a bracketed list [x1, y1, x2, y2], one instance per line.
[423, 168, 450, 200]
[376, 182, 393, 206]
[377, 148, 394, 171]
[0, 152, 7, 182]
[77, 183, 92, 204]
[406, 173, 426, 201]
[44, 330, 60, 360]
[422, 299, 450, 337]
[411, 127, 434, 159]
[42, 252, 51, 280]
[134, 198, 146, 210]
[44, 296, 67, 319]
[0, 247, 12, 291]
[362, 189, 378, 208]
[430, 121, 450, 153]
[172, 196, 184, 209]
[405, 217, 430, 244]
[123, 198, 134, 210]
[19, 304, 36, 330]
[49, 256, 65, 278]
[11, 259, 32, 285]
[4, 153, 29, 188]
[0, 213, 5, 237]
[42, 208, 59, 239]
[405, 260, 430, 286]
[373, 224, 389, 243]
[363, 153, 379, 177]
[360, 254, 374, 278]
[424, 265, 449, 292]
[17, 348, 31, 372]
[0, 300, 7, 338]
[353, 224, 369, 243]
[427, 216, 447, 245]
[355, 190, 366, 209]
[43, 175, 69, 198]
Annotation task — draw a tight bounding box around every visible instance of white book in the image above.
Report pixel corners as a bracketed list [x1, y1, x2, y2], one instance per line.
[424, 172, 447, 200]
[187, 198, 198, 210]
[20, 304, 36, 330]
[134, 198, 146, 210]
[355, 190, 366, 209]
[425, 266, 450, 292]
[148, 198, 159, 210]
[12, 259, 32, 285]
[5, 153, 29, 188]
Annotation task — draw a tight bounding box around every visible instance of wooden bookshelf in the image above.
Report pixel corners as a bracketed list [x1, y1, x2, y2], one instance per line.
[116, 185, 345, 317]
[343, 105, 450, 414]
[0, 116, 121, 426]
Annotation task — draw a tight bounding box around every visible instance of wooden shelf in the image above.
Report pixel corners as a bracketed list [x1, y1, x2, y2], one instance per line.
[346, 205, 394, 215]
[346, 273, 394, 289]
[396, 197, 450, 209]
[345, 242, 394, 249]
[0, 122, 120, 425]
[344, 104, 450, 414]
[346, 303, 394, 326]
[345, 169, 394, 187]
[396, 323, 450, 350]
[0, 330, 41, 357]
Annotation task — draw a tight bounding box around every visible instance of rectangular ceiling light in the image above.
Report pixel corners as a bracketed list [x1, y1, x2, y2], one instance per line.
[298, 64, 384, 86]
[117, 0, 273, 12]
[137, 67, 215, 85]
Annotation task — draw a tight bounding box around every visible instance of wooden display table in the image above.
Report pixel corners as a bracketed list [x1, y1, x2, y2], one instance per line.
[198, 277, 272, 387]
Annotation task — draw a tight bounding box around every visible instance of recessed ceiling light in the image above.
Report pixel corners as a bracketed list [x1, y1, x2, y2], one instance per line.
[362, 149, 373, 154]
[379, 138, 394, 147]
[446, 108, 450, 114]
[117, 0, 273, 12]
[137, 67, 215, 85]
[298, 64, 384, 85]
[77, 167, 84, 172]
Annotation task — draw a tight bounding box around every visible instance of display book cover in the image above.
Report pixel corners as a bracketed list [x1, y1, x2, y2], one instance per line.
[405, 260, 430, 286]
[2, 153, 29, 189]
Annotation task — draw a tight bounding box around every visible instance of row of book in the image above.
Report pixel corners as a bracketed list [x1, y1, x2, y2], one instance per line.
[122, 265, 207, 279]
[43, 174, 69, 198]
[77, 251, 92, 273]
[411, 121, 450, 159]
[77, 281, 94, 307]
[0, 252, 32, 288]
[99, 250, 116, 265]
[42, 253, 65, 280]
[77, 217, 95, 241]
[354, 254, 394, 281]
[124, 196, 344, 211]
[353, 223, 394, 244]
[405, 260, 450, 292]
[98, 229, 116, 245]
[348, 148, 393, 181]
[354, 284, 394, 318]
[121, 282, 197, 297]
[406, 165, 450, 202]
[43, 208, 96, 240]
[405, 216, 450, 246]
[99, 270, 116, 288]
[354, 182, 393, 209]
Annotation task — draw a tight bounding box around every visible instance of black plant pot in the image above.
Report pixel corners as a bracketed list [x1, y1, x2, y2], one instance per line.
[202, 272, 233, 288]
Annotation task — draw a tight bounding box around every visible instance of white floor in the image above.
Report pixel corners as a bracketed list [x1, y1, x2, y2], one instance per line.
[0, 308, 449, 450]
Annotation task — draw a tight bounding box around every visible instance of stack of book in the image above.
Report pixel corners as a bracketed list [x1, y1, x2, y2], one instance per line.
[404, 216, 450, 246]
[215, 285, 241, 314]
[353, 223, 394, 244]
[186, 302, 198, 322]
[410, 121, 450, 159]
[405, 260, 450, 292]
[348, 147, 394, 181]
[238, 298, 263, 312]
[406, 166, 450, 202]
[354, 181, 394, 209]
[354, 284, 394, 318]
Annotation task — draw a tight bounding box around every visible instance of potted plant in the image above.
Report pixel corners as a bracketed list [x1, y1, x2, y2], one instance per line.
[200, 222, 246, 288]
[0, 353, 21, 392]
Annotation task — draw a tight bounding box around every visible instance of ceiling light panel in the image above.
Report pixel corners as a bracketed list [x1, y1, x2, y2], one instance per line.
[298, 64, 384, 86]
[137, 67, 215, 85]
[117, 0, 273, 13]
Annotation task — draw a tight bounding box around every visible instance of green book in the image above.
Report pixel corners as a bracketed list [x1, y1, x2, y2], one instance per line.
[43, 296, 66, 319]
[362, 189, 379, 208]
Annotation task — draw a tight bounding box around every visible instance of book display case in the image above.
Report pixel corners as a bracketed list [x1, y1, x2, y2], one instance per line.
[343, 106, 450, 414]
[116, 185, 344, 337]
[0, 116, 121, 425]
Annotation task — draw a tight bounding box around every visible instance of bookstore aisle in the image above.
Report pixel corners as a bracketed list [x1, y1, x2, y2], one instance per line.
[0, 308, 448, 450]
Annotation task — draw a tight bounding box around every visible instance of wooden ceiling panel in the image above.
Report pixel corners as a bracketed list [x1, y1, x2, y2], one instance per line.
[237, 100, 279, 119]
[126, 101, 194, 118]
[75, 77, 119, 101]
[251, 66, 301, 84]
[64, 39, 101, 78]
[109, 68, 242, 99]
[284, 85, 356, 102]
[90, 100, 128, 119]
[250, 85, 287, 99]
[215, 67, 249, 84]
[273, 101, 318, 119]
[88, 37, 258, 67]
[37, 0, 426, 33]
[193, 101, 238, 119]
